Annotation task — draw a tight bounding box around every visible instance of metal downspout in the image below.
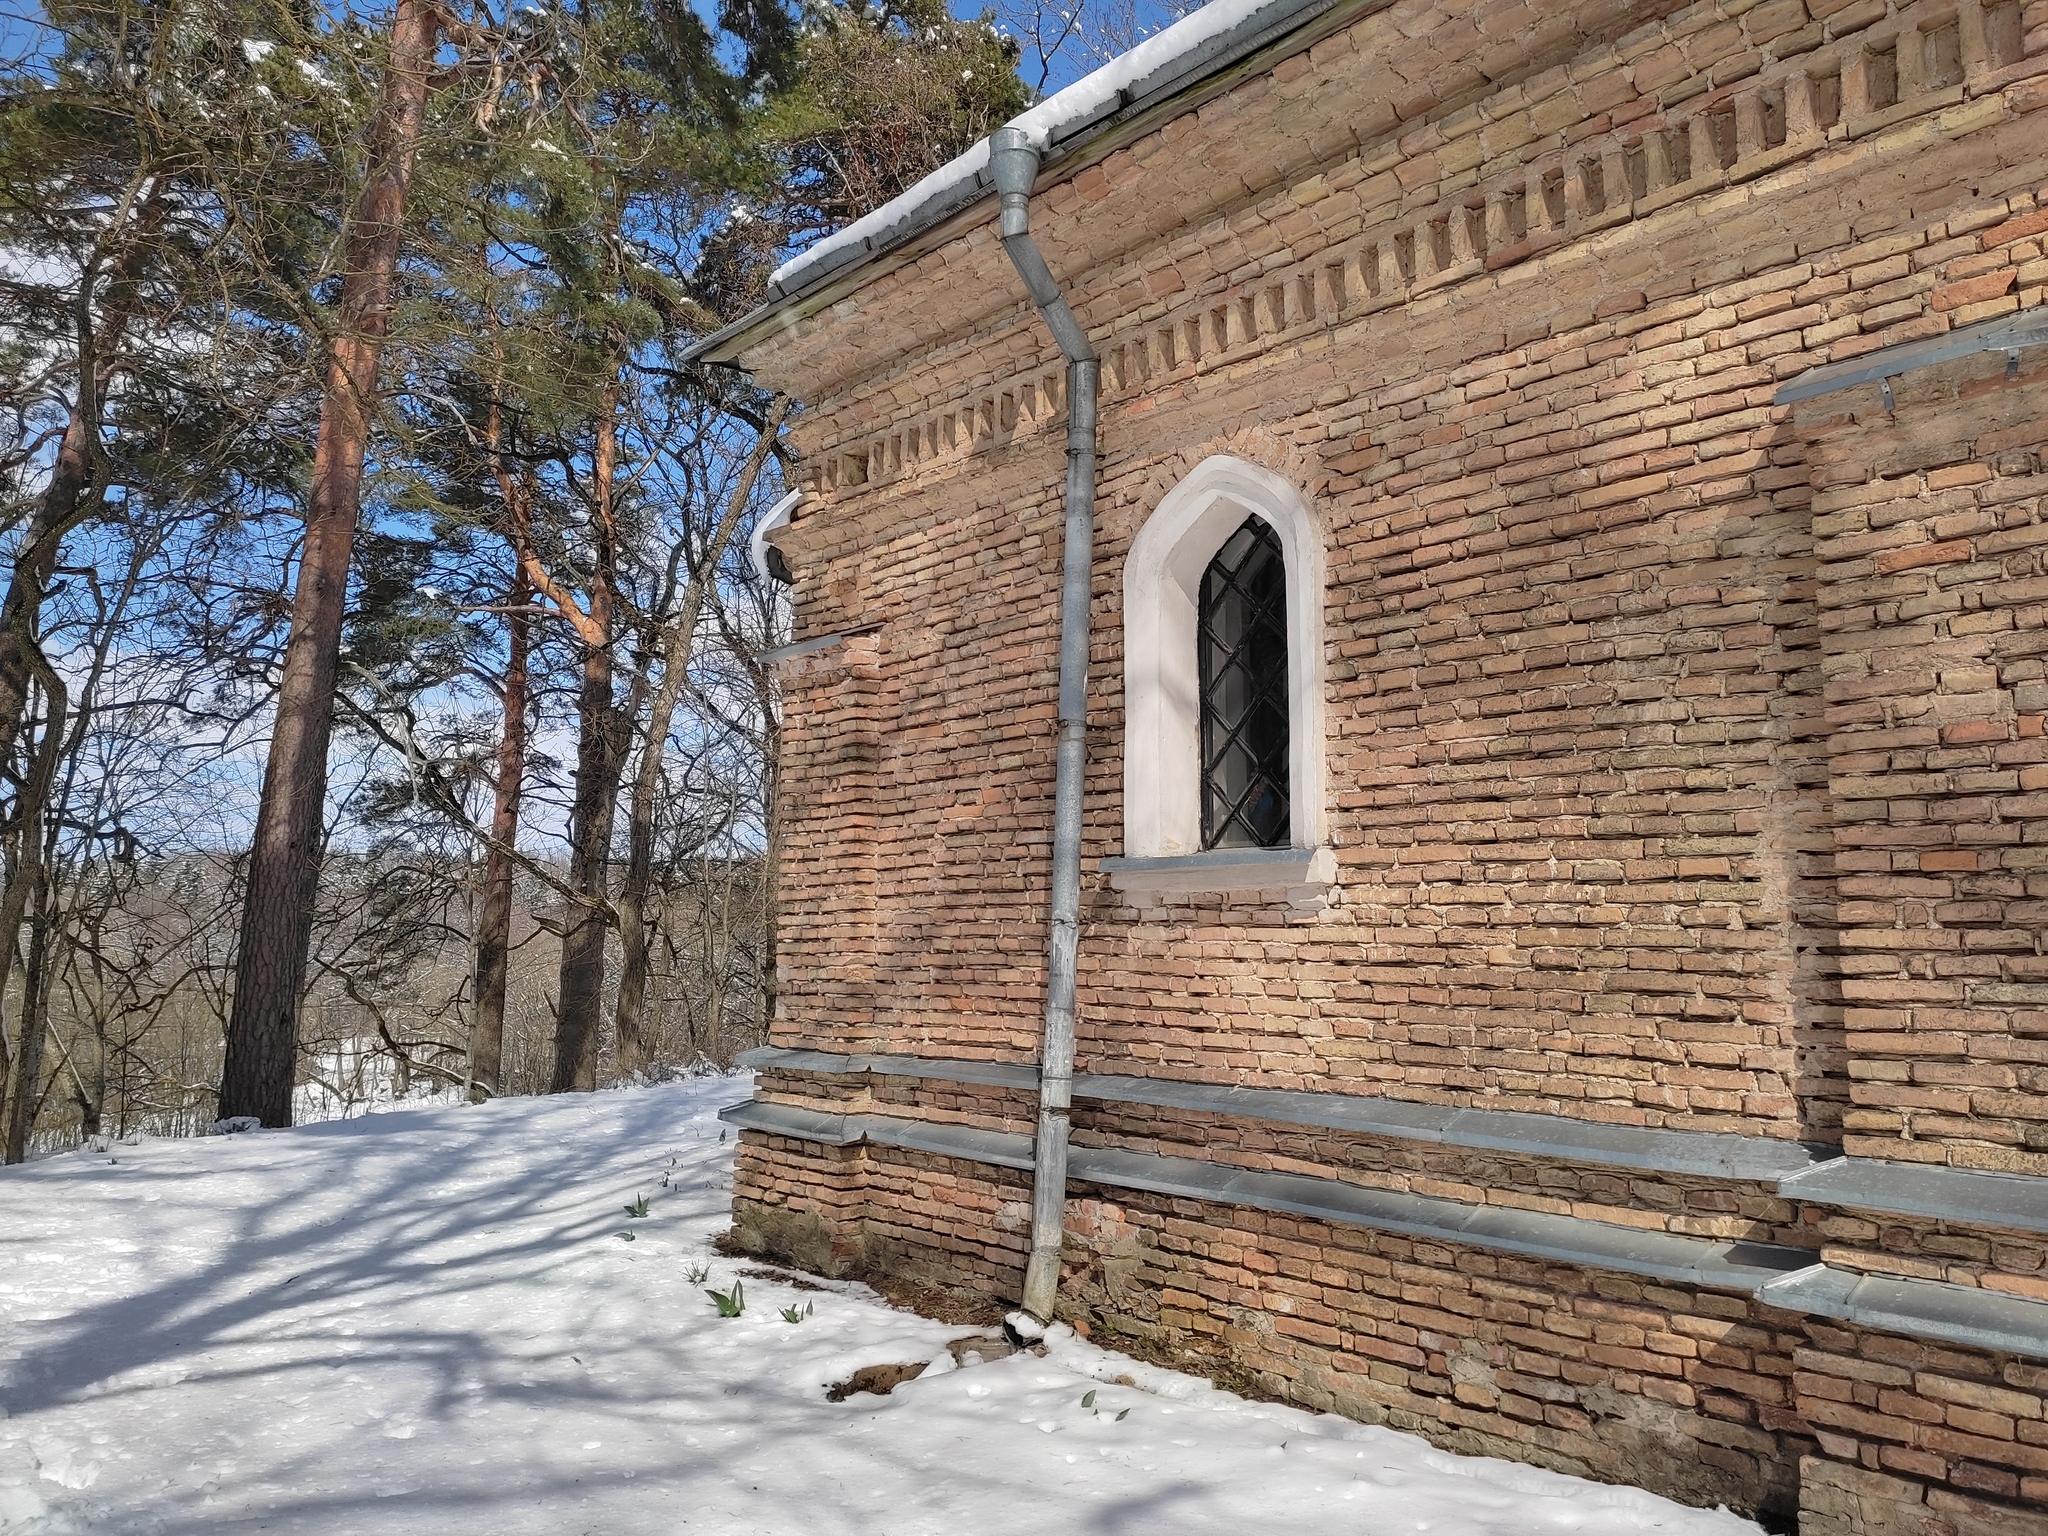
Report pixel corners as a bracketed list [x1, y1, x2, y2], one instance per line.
[988, 126, 1098, 1325]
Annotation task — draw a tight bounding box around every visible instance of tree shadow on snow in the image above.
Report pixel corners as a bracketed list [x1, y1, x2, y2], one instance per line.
[0, 1083, 1181, 1535]
[0, 1086, 718, 1435]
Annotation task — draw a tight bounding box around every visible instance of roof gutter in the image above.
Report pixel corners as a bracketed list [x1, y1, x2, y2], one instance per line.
[987, 125, 1098, 1327]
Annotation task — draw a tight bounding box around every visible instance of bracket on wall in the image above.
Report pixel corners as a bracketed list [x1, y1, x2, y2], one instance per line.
[1773, 305, 2048, 407]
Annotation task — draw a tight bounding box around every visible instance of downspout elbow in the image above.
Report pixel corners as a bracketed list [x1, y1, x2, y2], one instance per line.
[990, 129, 1096, 367]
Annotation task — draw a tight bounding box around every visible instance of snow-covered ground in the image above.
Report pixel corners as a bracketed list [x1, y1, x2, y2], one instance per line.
[0, 1078, 1765, 1535]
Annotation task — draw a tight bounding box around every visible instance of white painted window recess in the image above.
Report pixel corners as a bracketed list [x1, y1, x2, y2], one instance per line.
[1108, 456, 1334, 897]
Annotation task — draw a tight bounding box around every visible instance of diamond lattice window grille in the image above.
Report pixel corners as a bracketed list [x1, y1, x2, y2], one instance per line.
[1198, 515, 1290, 850]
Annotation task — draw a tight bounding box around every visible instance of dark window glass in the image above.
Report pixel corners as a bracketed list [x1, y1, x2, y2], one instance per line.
[1199, 515, 1289, 849]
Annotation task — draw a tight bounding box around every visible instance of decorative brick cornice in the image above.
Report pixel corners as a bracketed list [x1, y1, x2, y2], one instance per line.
[789, 0, 2043, 523]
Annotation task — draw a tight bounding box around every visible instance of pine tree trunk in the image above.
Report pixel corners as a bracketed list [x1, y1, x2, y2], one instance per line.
[0, 657, 67, 1162]
[3, 851, 56, 1163]
[611, 808, 655, 1078]
[471, 587, 528, 1100]
[471, 435, 531, 1101]
[549, 640, 621, 1092]
[218, 0, 438, 1127]
[470, 596, 528, 1095]
[548, 402, 622, 1094]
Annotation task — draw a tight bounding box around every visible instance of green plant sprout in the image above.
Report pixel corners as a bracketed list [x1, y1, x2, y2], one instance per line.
[708, 1279, 745, 1317]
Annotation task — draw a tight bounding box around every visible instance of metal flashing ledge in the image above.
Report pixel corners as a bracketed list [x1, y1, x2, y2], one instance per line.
[722, 1097, 1809, 1293]
[1779, 1157, 2048, 1236]
[724, 1095, 2048, 1359]
[718, 1099, 860, 1146]
[1100, 846, 1337, 895]
[1064, 1142, 1809, 1293]
[736, 1046, 1830, 1182]
[1774, 305, 2048, 406]
[1759, 1265, 2048, 1362]
[737, 1045, 1039, 1092]
[754, 621, 884, 667]
[1083, 1073, 1827, 1183]
[717, 1099, 1034, 1169]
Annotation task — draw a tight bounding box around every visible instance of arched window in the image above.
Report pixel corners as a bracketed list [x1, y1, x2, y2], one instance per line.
[1116, 456, 1326, 883]
[1199, 516, 1289, 849]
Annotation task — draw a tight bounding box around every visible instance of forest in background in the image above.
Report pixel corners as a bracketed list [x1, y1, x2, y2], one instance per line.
[0, 0, 1202, 1159]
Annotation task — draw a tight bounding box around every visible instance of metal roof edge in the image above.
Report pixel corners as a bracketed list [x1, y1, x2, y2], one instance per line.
[1760, 1264, 2048, 1362]
[680, 0, 1376, 369]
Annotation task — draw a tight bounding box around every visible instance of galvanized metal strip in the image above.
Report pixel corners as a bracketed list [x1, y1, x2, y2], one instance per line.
[722, 1095, 1810, 1292]
[716, 1099, 859, 1146]
[1779, 1157, 2048, 1236]
[863, 1117, 1036, 1171]
[1774, 306, 2048, 405]
[1759, 1265, 2048, 1362]
[739, 1046, 1831, 1181]
[752, 621, 885, 667]
[864, 1055, 1041, 1091]
[1064, 1143, 1810, 1290]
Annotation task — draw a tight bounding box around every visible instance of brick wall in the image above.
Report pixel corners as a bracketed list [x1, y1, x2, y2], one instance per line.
[1803, 353, 2048, 1172]
[726, 0, 2048, 1523]
[758, 0, 2048, 1149]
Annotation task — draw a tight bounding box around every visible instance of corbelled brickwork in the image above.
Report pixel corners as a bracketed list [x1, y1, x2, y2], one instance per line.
[719, 0, 2048, 1525]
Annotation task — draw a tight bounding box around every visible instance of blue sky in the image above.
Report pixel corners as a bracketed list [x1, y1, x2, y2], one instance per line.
[1, 0, 1198, 93]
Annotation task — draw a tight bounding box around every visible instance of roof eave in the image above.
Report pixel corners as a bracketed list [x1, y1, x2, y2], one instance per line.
[683, 0, 1378, 370]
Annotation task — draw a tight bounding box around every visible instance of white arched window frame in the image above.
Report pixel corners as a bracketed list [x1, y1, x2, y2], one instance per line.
[749, 488, 803, 583]
[1106, 456, 1333, 898]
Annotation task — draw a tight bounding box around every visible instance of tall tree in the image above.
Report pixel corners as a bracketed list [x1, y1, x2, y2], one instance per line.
[540, 392, 626, 1093]
[470, 400, 533, 1100]
[218, 0, 442, 1125]
[1, 0, 321, 1142]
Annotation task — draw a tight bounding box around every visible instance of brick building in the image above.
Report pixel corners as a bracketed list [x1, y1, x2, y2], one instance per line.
[687, 0, 2048, 1524]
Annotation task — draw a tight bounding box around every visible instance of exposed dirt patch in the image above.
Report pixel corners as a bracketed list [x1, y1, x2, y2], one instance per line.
[737, 1264, 829, 1292]
[717, 1227, 1009, 1328]
[945, 1333, 1019, 1366]
[857, 1270, 1007, 1328]
[825, 1361, 929, 1402]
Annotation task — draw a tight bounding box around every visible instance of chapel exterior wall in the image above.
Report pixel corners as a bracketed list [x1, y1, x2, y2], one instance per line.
[728, 0, 2048, 1522]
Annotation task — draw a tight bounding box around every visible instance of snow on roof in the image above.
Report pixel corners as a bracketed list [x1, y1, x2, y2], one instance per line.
[728, 0, 1341, 339]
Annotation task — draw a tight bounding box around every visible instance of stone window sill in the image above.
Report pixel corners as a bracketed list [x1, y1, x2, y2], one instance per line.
[1100, 845, 1336, 897]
